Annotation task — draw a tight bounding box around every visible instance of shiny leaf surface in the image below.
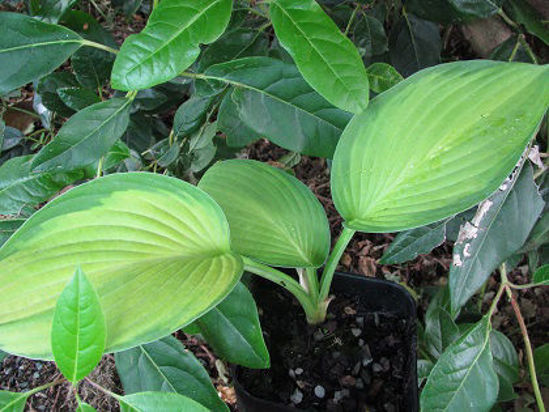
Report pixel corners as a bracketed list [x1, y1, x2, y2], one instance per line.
[111, 0, 233, 91]
[270, 0, 369, 113]
[0, 12, 82, 94]
[51, 267, 106, 382]
[193, 282, 269, 368]
[118, 392, 208, 412]
[450, 164, 544, 315]
[32, 98, 132, 172]
[116, 336, 227, 411]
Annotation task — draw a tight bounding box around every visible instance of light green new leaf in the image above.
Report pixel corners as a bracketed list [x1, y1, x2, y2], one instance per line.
[450, 164, 544, 315]
[0, 155, 82, 216]
[193, 282, 269, 369]
[76, 403, 97, 412]
[270, 0, 369, 114]
[205, 57, 352, 158]
[533, 264, 549, 286]
[0, 12, 83, 95]
[115, 336, 228, 411]
[118, 392, 208, 412]
[32, 98, 132, 172]
[332, 61, 549, 233]
[199, 159, 330, 268]
[490, 330, 519, 402]
[0, 173, 242, 359]
[420, 316, 498, 411]
[111, 0, 233, 91]
[366, 63, 403, 94]
[0, 391, 28, 412]
[51, 267, 106, 382]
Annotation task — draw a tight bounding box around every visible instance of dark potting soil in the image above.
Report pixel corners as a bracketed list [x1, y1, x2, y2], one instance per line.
[238, 277, 414, 411]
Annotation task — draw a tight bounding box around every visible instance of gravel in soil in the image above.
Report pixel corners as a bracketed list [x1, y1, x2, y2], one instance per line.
[238, 277, 414, 411]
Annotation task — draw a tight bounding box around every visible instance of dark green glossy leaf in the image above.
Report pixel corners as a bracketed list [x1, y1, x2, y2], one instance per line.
[118, 392, 208, 412]
[424, 306, 459, 359]
[36, 72, 79, 117]
[188, 123, 217, 173]
[0, 155, 81, 216]
[31, 0, 76, 23]
[0, 351, 6, 363]
[173, 96, 216, 138]
[0, 219, 25, 247]
[217, 92, 258, 148]
[420, 316, 498, 411]
[534, 343, 549, 386]
[490, 330, 519, 402]
[405, 0, 503, 23]
[450, 164, 544, 315]
[331, 61, 548, 233]
[380, 219, 447, 264]
[199, 159, 330, 268]
[112, 0, 233, 91]
[506, 0, 549, 45]
[351, 13, 388, 59]
[115, 336, 228, 411]
[417, 359, 433, 386]
[63, 11, 117, 89]
[193, 282, 269, 368]
[198, 27, 269, 71]
[57, 87, 100, 111]
[132, 89, 168, 112]
[0, 390, 28, 412]
[366, 63, 404, 94]
[389, 13, 441, 77]
[32, 98, 132, 172]
[271, 0, 369, 113]
[533, 264, 548, 285]
[204, 57, 352, 158]
[51, 267, 106, 382]
[490, 35, 537, 63]
[0, 12, 82, 94]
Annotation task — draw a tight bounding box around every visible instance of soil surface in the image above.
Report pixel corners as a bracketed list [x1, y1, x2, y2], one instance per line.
[237, 277, 415, 411]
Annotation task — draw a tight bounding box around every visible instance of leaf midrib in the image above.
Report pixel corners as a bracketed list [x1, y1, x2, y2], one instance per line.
[33, 98, 131, 170]
[272, 1, 355, 95]
[125, 0, 224, 76]
[0, 39, 82, 54]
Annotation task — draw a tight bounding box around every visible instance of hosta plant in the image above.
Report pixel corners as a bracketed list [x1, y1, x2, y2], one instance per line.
[0, 0, 548, 411]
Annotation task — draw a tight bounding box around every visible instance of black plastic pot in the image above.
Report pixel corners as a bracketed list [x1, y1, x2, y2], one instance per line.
[232, 271, 418, 412]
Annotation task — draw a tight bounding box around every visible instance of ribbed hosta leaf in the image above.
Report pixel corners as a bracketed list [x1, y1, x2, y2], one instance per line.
[0, 12, 82, 94]
[199, 159, 330, 268]
[0, 173, 242, 359]
[111, 0, 233, 91]
[270, 0, 369, 114]
[332, 61, 549, 233]
[205, 57, 352, 158]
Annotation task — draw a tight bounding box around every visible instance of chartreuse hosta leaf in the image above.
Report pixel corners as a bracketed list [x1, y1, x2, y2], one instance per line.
[111, 0, 233, 91]
[421, 316, 498, 411]
[0, 12, 84, 95]
[115, 336, 228, 411]
[332, 61, 549, 233]
[51, 267, 106, 382]
[199, 159, 330, 268]
[0, 173, 242, 359]
[270, 0, 369, 114]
